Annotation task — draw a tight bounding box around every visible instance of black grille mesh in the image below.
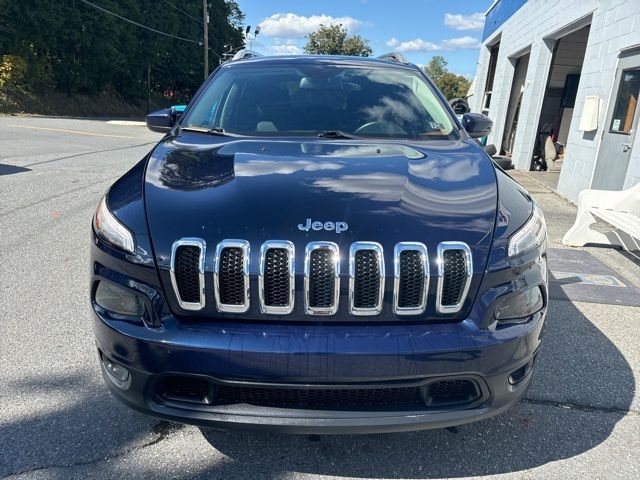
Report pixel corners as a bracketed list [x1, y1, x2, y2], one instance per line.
[426, 379, 478, 406]
[217, 385, 423, 408]
[309, 249, 336, 308]
[264, 248, 290, 307]
[219, 247, 245, 305]
[441, 250, 468, 307]
[398, 250, 425, 308]
[174, 245, 201, 304]
[354, 250, 380, 309]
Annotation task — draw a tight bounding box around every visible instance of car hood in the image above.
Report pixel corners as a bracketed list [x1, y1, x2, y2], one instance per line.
[144, 133, 498, 319]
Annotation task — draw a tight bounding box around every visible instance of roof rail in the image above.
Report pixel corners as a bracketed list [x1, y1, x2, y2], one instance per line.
[230, 49, 263, 61]
[377, 52, 409, 64]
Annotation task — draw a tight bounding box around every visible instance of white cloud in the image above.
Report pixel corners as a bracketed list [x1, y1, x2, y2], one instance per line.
[441, 36, 481, 49]
[266, 42, 303, 55]
[386, 37, 439, 52]
[386, 36, 480, 52]
[444, 13, 485, 31]
[258, 13, 363, 38]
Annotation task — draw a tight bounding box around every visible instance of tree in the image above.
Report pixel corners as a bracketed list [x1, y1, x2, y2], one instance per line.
[304, 24, 371, 56]
[424, 55, 471, 100]
[0, 0, 245, 105]
[424, 56, 448, 84]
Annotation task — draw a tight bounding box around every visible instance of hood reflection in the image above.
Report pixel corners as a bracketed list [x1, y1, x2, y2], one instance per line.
[409, 157, 481, 182]
[311, 168, 494, 228]
[155, 149, 234, 190]
[235, 155, 344, 177]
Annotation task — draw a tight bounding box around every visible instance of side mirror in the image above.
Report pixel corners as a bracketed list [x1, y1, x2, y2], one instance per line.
[145, 105, 187, 133]
[462, 112, 493, 138]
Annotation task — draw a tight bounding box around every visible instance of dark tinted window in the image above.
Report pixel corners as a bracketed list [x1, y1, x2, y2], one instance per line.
[182, 65, 457, 139]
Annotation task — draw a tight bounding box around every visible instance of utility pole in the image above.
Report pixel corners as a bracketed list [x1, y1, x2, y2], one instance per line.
[203, 0, 209, 80]
[147, 63, 151, 113]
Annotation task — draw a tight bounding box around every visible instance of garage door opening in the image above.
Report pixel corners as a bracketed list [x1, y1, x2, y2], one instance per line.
[501, 51, 530, 156]
[531, 25, 591, 176]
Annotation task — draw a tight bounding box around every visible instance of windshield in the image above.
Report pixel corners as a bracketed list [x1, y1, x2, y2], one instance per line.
[181, 64, 458, 140]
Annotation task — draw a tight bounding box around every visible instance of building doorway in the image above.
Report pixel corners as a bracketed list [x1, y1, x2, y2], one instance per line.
[501, 52, 530, 156]
[481, 41, 500, 116]
[592, 49, 640, 190]
[532, 25, 590, 173]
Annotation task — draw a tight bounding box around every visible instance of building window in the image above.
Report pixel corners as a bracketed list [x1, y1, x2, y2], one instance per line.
[610, 68, 640, 134]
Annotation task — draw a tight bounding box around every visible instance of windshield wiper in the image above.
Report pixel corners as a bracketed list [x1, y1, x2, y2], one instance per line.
[180, 126, 240, 137]
[317, 130, 360, 139]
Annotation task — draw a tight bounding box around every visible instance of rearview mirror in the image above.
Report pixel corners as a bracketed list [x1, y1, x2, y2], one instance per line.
[145, 105, 187, 133]
[462, 113, 492, 139]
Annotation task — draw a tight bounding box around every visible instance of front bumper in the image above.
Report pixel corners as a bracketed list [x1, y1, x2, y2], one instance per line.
[93, 308, 544, 434]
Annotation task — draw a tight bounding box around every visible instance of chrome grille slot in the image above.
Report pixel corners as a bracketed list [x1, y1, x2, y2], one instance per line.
[304, 242, 340, 315]
[349, 242, 384, 315]
[170, 238, 205, 311]
[259, 241, 294, 314]
[214, 240, 250, 313]
[393, 242, 428, 315]
[437, 242, 472, 314]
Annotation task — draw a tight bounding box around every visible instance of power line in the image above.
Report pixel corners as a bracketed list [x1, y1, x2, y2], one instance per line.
[161, 0, 202, 25]
[79, 0, 201, 44]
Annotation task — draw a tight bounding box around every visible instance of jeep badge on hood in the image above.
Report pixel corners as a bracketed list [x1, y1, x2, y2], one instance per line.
[297, 219, 349, 233]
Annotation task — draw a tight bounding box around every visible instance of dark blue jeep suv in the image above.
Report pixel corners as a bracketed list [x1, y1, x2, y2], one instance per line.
[91, 52, 548, 433]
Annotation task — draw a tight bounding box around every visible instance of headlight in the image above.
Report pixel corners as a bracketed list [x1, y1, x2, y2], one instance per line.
[93, 194, 135, 253]
[507, 203, 547, 257]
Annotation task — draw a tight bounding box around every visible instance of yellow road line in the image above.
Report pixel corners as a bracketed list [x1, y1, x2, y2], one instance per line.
[7, 124, 135, 139]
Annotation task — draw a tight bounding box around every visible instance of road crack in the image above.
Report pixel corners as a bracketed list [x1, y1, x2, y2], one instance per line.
[3, 421, 182, 479]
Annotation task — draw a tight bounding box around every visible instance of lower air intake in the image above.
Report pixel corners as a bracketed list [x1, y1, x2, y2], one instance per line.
[217, 385, 424, 408]
[425, 379, 479, 406]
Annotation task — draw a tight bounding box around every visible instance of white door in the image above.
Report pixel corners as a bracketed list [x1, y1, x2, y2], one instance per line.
[592, 50, 640, 190]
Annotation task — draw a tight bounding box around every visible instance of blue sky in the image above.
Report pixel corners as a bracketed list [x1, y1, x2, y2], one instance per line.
[236, 0, 491, 77]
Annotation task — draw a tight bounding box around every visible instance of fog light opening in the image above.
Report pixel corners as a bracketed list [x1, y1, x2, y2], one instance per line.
[509, 355, 536, 385]
[94, 281, 145, 318]
[101, 355, 132, 390]
[495, 286, 544, 322]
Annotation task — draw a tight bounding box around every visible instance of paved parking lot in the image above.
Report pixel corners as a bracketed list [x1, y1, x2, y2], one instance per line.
[1, 116, 639, 479]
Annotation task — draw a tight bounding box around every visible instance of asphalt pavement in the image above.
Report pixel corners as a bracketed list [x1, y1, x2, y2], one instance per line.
[1, 116, 639, 480]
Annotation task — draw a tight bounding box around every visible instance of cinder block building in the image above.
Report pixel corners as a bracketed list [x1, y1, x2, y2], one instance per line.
[470, 0, 640, 201]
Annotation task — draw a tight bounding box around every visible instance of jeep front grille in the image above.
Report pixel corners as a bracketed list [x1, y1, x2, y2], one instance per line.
[259, 241, 295, 314]
[214, 240, 250, 313]
[304, 242, 340, 315]
[169, 239, 473, 317]
[436, 242, 472, 314]
[393, 242, 428, 315]
[170, 239, 205, 310]
[349, 242, 384, 315]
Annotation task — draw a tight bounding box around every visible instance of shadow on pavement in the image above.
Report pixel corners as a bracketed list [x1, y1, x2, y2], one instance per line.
[0, 369, 162, 477]
[0, 163, 31, 176]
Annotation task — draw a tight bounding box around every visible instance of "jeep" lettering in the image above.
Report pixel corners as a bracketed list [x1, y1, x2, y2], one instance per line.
[297, 219, 348, 233]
